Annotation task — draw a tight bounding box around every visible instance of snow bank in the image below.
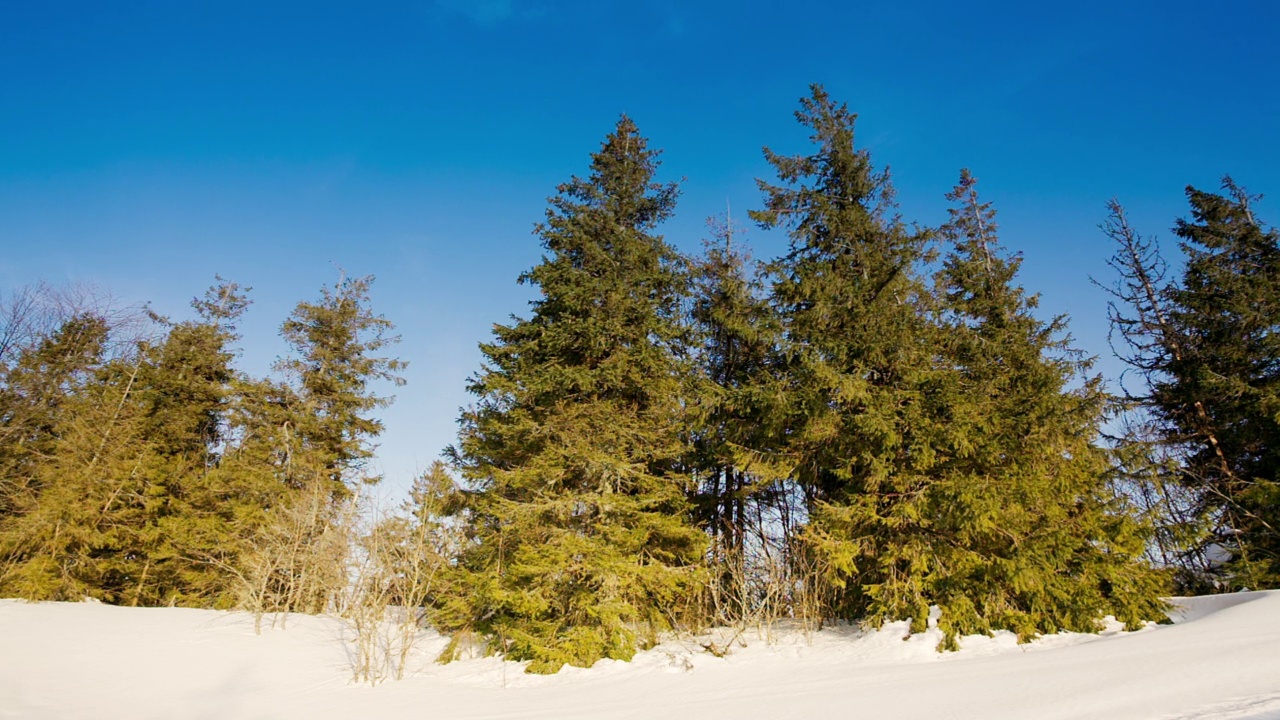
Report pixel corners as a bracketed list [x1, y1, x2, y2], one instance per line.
[2, 592, 1279, 719]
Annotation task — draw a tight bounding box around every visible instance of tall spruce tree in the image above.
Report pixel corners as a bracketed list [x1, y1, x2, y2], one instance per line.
[1102, 179, 1280, 588]
[446, 117, 706, 674]
[278, 274, 406, 495]
[752, 86, 945, 624]
[1162, 180, 1280, 586]
[686, 213, 789, 620]
[756, 88, 1164, 645]
[928, 170, 1166, 647]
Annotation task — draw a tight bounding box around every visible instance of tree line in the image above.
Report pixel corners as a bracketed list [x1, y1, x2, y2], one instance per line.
[1, 85, 1276, 675]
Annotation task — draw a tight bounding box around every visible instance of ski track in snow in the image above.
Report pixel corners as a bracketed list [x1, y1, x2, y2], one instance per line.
[2, 591, 1279, 719]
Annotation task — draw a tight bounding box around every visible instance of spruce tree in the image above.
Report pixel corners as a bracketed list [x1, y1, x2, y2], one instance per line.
[928, 170, 1166, 647]
[756, 88, 1165, 645]
[229, 275, 405, 615]
[0, 280, 256, 605]
[1162, 179, 1280, 586]
[132, 280, 264, 606]
[0, 350, 151, 601]
[278, 274, 405, 496]
[686, 213, 789, 621]
[0, 313, 110, 522]
[752, 86, 943, 624]
[446, 117, 706, 673]
[1097, 201, 1217, 588]
[1102, 179, 1280, 588]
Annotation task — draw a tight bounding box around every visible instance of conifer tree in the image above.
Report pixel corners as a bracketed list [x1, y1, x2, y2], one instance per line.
[1102, 179, 1280, 588]
[0, 313, 110, 522]
[752, 86, 944, 623]
[756, 89, 1164, 645]
[1097, 201, 1217, 588]
[1161, 180, 1280, 586]
[0, 280, 261, 606]
[926, 170, 1166, 647]
[686, 213, 790, 620]
[132, 280, 262, 605]
[0, 351, 150, 601]
[232, 275, 405, 615]
[446, 117, 706, 673]
[278, 274, 405, 495]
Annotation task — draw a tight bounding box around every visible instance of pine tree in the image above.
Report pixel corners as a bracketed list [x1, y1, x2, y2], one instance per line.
[278, 274, 406, 496]
[752, 86, 944, 624]
[926, 170, 1166, 647]
[686, 212, 790, 621]
[445, 117, 707, 674]
[1161, 179, 1280, 586]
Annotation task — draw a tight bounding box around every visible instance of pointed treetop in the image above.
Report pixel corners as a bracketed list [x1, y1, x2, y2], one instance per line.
[550, 114, 679, 230]
[191, 276, 251, 330]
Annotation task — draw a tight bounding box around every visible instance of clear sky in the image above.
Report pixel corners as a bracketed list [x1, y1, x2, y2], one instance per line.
[3, 1, 1278, 498]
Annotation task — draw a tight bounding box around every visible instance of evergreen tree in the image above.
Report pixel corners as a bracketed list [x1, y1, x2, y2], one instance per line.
[0, 313, 110, 522]
[1161, 179, 1280, 586]
[0, 275, 405, 608]
[0, 280, 263, 606]
[131, 280, 264, 606]
[445, 117, 706, 673]
[927, 170, 1166, 647]
[686, 212, 790, 620]
[230, 274, 406, 615]
[752, 86, 944, 624]
[1097, 201, 1217, 588]
[755, 88, 1165, 645]
[278, 274, 405, 496]
[0, 351, 151, 601]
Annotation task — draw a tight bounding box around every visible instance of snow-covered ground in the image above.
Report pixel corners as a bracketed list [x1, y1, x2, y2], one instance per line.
[3, 591, 1279, 719]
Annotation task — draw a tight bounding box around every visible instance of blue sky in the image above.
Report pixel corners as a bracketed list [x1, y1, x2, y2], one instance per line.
[2, 1, 1278, 497]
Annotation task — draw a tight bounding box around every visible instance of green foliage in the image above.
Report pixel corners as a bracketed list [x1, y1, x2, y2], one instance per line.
[924, 171, 1168, 647]
[756, 88, 1166, 649]
[0, 280, 257, 605]
[1162, 180, 1280, 585]
[0, 93, 1224, 664]
[446, 117, 707, 674]
[1102, 179, 1280, 590]
[753, 86, 944, 622]
[0, 275, 404, 610]
[686, 214, 785, 569]
[279, 274, 406, 495]
[0, 313, 109, 522]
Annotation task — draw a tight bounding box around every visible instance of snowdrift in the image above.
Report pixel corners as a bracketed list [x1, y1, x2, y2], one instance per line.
[2, 591, 1279, 719]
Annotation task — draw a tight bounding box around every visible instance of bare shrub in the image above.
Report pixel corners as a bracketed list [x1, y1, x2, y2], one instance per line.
[692, 477, 835, 654]
[235, 464, 461, 684]
[238, 482, 349, 632]
[336, 500, 456, 683]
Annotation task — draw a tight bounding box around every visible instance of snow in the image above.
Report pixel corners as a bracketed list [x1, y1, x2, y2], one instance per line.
[2, 591, 1279, 719]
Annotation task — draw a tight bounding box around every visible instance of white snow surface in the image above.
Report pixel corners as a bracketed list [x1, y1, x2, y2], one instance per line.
[3, 591, 1280, 719]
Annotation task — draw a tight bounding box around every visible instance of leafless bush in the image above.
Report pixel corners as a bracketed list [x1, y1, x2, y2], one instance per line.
[336, 498, 458, 684]
[238, 482, 349, 632]
[236, 466, 461, 684]
[0, 281, 151, 369]
[692, 477, 834, 654]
